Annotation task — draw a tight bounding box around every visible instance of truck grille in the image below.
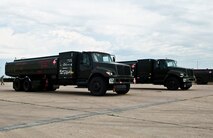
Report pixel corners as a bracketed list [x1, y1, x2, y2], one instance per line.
[117, 65, 131, 75]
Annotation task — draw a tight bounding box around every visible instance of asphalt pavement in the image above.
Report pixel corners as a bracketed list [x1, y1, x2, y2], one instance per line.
[0, 83, 213, 138]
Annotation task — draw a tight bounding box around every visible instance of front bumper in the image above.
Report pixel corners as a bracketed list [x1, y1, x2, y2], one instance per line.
[108, 76, 133, 84]
[182, 76, 195, 83]
[181, 77, 194, 88]
[182, 82, 192, 88]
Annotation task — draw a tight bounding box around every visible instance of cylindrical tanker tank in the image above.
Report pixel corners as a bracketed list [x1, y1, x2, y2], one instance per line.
[5, 56, 58, 77]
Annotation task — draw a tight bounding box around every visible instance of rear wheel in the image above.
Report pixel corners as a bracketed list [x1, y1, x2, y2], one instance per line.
[23, 78, 32, 92]
[89, 77, 107, 96]
[165, 77, 180, 90]
[13, 78, 23, 91]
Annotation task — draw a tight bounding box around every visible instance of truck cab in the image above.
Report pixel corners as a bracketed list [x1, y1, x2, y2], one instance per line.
[153, 59, 178, 84]
[58, 51, 133, 95]
[134, 59, 194, 90]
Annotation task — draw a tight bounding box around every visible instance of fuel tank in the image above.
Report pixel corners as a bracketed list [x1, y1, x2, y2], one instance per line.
[5, 56, 58, 77]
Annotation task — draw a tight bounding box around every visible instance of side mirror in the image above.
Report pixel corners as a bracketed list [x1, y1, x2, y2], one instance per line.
[113, 57, 115, 62]
[111, 55, 115, 62]
[156, 61, 160, 68]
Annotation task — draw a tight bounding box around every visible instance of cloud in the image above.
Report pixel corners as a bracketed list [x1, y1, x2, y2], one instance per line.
[50, 29, 112, 52]
[0, 0, 213, 70]
[0, 27, 112, 59]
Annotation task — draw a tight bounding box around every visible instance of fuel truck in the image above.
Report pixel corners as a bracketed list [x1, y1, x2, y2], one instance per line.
[5, 51, 133, 96]
[120, 59, 194, 90]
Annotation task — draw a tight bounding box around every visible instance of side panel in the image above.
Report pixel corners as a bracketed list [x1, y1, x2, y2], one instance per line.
[136, 59, 153, 83]
[58, 52, 79, 84]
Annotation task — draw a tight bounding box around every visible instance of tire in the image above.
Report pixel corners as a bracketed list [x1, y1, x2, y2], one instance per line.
[89, 77, 107, 96]
[23, 78, 32, 92]
[165, 77, 180, 90]
[115, 84, 130, 95]
[13, 78, 23, 91]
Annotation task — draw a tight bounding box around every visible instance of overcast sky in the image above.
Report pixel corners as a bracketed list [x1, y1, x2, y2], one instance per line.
[0, 0, 213, 75]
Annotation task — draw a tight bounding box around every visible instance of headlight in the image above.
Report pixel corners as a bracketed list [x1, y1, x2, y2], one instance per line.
[106, 71, 113, 76]
[109, 78, 115, 84]
[183, 78, 187, 82]
[180, 73, 185, 77]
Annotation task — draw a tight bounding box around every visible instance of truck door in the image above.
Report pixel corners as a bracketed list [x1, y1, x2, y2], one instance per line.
[153, 60, 168, 83]
[77, 53, 92, 81]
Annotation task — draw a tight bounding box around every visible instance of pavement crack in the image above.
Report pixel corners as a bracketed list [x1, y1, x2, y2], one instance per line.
[0, 98, 90, 113]
[107, 114, 213, 131]
[1, 94, 213, 132]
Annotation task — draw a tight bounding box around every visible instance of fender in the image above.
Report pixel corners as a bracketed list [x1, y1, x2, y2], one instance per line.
[24, 76, 32, 82]
[88, 68, 111, 82]
[164, 70, 182, 82]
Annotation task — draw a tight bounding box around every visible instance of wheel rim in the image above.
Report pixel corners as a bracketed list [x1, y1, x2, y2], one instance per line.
[92, 81, 101, 92]
[89, 77, 107, 96]
[24, 82, 29, 90]
[167, 78, 179, 90]
[169, 81, 176, 89]
[14, 79, 21, 91]
[23, 80, 31, 91]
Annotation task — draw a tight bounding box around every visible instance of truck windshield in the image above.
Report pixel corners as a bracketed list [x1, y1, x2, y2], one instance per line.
[165, 60, 177, 67]
[92, 53, 113, 63]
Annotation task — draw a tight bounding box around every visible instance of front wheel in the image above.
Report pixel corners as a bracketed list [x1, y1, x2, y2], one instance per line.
[115, 84, 130, 95]
[89, 77, 107, 96]
[165, 77, 180, 90]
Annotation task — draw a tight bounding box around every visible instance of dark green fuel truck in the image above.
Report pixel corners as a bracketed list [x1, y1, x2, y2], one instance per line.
[120, 59, 194, 90]
[5, 51, 133, 96]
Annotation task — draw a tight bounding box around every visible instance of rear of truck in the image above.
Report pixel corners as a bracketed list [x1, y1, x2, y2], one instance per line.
[193, 69, 213, 84]
[5, 56, 59, 91]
